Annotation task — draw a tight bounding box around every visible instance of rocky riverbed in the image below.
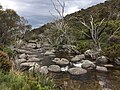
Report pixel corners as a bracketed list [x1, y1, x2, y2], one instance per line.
[12, 42, 120, 90]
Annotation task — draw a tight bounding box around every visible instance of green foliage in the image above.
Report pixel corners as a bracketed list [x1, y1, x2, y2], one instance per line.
[76, 40, 92, 53]
[0, 71, 56, 90]
[102, 43, 120, 60]
[0, 45, 14, 57]
[0, 6, 31, 45]
[0, 49, 12, 72]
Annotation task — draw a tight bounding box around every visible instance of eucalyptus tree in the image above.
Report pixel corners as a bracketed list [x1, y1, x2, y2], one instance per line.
[0, 6, 31, 45]
[44, 0, 74, 50]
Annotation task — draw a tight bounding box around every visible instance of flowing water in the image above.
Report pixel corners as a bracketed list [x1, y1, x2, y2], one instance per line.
[38, 50, 120, 90]
[26, 48, 120, 90]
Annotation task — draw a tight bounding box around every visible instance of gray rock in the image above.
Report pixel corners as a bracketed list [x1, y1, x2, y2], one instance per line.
[104, 64, 114, 67]
[115, 57, 120, 65]
[81, 60, 96, 69]
[71, 54, 85, 62]
[20, 62, 38, 67]
[27, 43, 37, 49]
[27, 55, 38, 59]
[49, 54, 56, 57]
[44, 51, 54, 56]
[19, 53, 27, 59]
[51, 49, 56, 53]
[39, 66, 48, 74]
[84, 49, 99, 59]
[29, 64, 40, 72]
[68, 68, 87, 75]
[96, 56, 108, 64]
[27, 58, 41, 62]
[48, 65, 61, 72]
[15, 49, 33, 54]
[44, 43, 50, 47]
[52, 58, 69, 66]
[36, 44, 41, 48]
[96, 66, 108, 72]
[15, 59, 27, 64]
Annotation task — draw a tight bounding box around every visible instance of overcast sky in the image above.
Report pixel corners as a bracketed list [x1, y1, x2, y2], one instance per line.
[0, 0, 106, 28]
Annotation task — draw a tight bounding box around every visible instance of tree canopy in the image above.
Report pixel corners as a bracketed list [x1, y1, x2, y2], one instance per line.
[0, 5, 31, 45]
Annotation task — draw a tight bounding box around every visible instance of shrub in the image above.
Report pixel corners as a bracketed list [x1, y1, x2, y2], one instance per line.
[102, 43, 120, 60]
[0, 51, 12, 72]
[0, 71, 56, 90]
[0, 46, 14, 57]
[75, 40, 92, 53]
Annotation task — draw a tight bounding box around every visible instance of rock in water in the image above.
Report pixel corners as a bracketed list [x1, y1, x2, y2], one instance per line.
[44, 51, 54, 56]
[15, 59, 27, 64]
[84, 49, 99, 59]
[115, 57, 120, 65]
[71, 54, 85, 62]
[52, 58, 69, 66]
[27, 58, 41, 62]
[48, 65, 61, 72]
[81, 60, 96, 69]
[96, 66, 108, 72]
[19, 53, 27, 59]
[68, 68, 87, 75]
[20, 62, 38, 67]
[39, 66, 48, 74]
[96, 56, 108, 64]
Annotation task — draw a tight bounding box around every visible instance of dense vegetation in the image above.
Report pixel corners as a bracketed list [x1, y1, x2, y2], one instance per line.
[0, 5, 56, 90]
[0, 0, 120, 89]
[28, 0, 120, 60]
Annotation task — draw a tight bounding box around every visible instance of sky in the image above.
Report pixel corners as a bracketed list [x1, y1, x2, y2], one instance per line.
[0, 0, 106, 28]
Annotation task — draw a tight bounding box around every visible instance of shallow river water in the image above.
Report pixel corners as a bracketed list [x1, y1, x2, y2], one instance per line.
[29, 48, 120, 90]
[39, 51, 120, 90]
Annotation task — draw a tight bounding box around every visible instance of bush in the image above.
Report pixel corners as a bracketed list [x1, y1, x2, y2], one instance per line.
[0, 50, 12, 72]
[75, 40, 92, 53]
[0, 71, 56, 90]
[102, 43, 120, 60]
[0, 45, 14, 57]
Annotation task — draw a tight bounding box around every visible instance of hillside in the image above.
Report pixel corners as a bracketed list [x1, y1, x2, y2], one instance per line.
[25, 0, 120, 59]
[28, 0, 120, 35]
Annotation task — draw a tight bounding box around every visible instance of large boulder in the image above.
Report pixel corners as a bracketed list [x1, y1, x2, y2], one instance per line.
[52, 58, 69, 66]
[84, 49, 99, 59]
[71, 54, 85, 62]
[96, 66, 108, 72]
[39, 66, 49, 74]
[81, 60, 96, 69]
[68, 68, 87, 75]
[48, 65, 61, 72]
[96, 56, 108, 64]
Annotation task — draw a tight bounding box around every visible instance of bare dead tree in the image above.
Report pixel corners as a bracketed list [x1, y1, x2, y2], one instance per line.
[77, 15, 108, 52]
[46, 0, 73, 47]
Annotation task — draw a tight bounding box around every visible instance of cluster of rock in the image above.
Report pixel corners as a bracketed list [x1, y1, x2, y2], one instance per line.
[13, 42, 57, 74]
[13, 41, 118, 76]
[46, 49, 114, 76]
